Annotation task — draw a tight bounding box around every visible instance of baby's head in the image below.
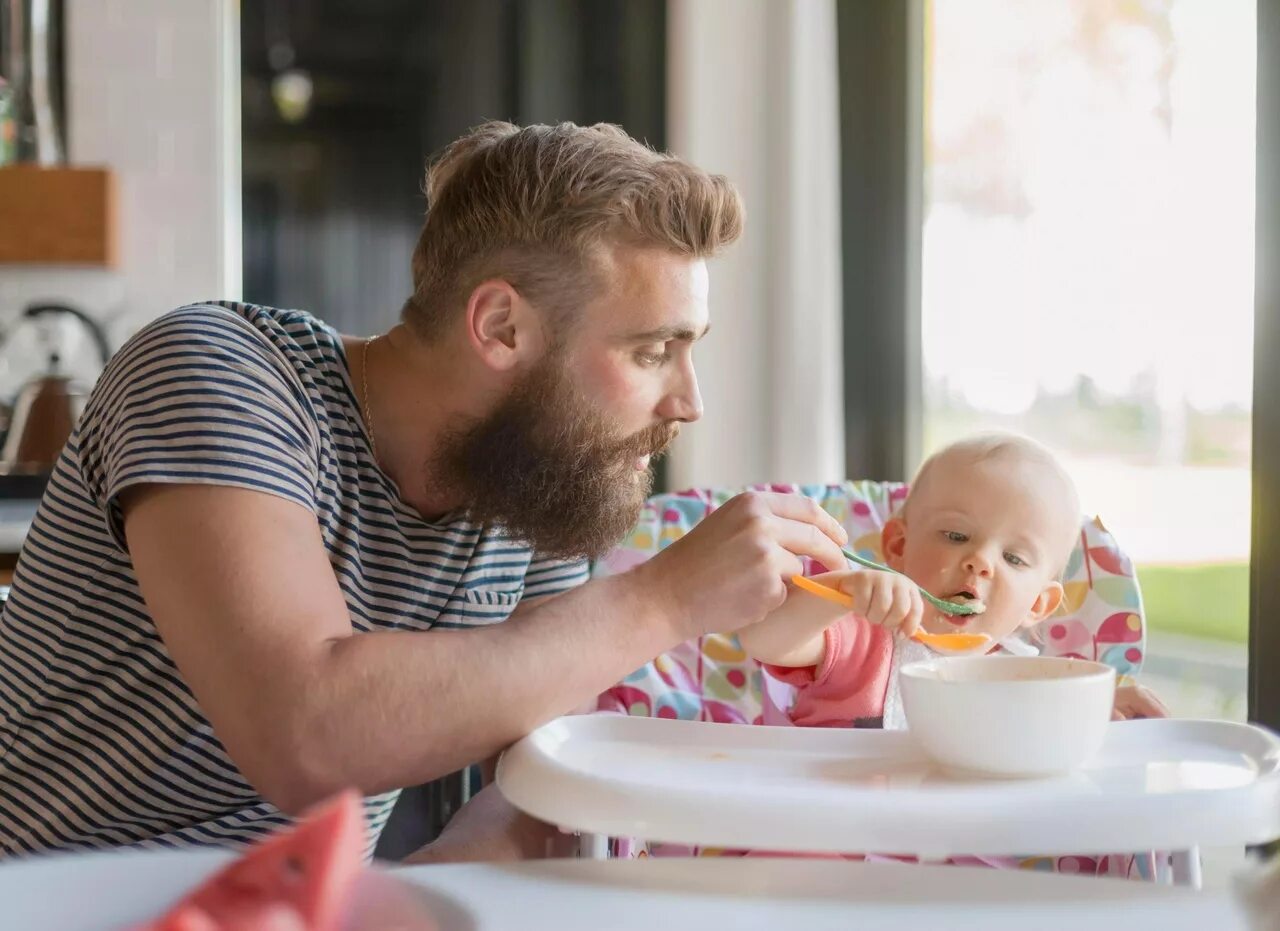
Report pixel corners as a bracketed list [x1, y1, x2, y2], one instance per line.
[882, 433, 1080, 644]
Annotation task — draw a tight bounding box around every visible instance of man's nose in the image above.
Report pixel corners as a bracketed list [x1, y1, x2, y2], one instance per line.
[659, 360, 703, 423]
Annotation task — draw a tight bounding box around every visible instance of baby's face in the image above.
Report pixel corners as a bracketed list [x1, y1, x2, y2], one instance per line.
[884, 454, 1077, 644]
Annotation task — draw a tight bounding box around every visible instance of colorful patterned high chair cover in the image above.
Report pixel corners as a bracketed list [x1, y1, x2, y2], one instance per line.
[591, 481, 1163, 880]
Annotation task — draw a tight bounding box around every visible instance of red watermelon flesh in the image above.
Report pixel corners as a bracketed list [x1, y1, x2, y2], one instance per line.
[135, 790, 367, 931]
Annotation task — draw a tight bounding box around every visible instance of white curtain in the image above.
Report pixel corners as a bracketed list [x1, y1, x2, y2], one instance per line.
[665, 0, 845, 490]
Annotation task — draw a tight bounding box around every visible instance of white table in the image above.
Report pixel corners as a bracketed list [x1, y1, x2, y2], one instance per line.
[498, 715, 1280, 885]
[0, 848, 1250, 930]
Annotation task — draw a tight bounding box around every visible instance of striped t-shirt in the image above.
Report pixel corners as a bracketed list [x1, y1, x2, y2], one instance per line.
[0, 302, 589, 857]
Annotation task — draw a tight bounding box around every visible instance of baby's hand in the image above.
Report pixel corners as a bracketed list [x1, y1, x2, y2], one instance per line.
[1112, 683, 1170, 721]
[833, 570, 924, 636]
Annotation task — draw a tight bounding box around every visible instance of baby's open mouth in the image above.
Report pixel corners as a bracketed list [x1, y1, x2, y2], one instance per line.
[940, 589, 984, 624]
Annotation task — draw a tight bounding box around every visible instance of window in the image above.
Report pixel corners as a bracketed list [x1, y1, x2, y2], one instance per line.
[922, 0, 1256, 721]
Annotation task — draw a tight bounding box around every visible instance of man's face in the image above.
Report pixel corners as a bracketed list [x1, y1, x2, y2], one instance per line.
[433, 247, 708, 558]
[563, 246, 709, 455]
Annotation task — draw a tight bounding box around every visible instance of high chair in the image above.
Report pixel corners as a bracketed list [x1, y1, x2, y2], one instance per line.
[582, 481, 1189, 883]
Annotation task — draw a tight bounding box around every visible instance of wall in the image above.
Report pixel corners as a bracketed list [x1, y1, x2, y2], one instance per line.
[664, 0, 845, 490]
[0, 0, 239, 396]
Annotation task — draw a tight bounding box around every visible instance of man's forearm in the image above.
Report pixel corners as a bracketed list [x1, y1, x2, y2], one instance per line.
[283, 570, 675, 808]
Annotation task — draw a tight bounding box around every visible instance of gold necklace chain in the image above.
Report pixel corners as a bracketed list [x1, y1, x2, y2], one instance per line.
[362, 334, 380, 461]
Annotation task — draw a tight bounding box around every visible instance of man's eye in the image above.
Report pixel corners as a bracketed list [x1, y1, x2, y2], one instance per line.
[635, 349, 668, 366]
[943, 530, 967, 543]
[1004, 552, 1027, 567]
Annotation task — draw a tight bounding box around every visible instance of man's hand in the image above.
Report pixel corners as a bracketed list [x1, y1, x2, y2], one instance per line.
[629, 492, 849, 642]
[1112, 683, 1170, 720]
[402, 783, 575, 864]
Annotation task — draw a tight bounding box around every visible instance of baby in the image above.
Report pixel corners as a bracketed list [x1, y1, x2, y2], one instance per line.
[738, 433, 1166, 727]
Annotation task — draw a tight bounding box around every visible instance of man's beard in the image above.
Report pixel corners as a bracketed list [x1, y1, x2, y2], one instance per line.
[427, 358, 679, 560]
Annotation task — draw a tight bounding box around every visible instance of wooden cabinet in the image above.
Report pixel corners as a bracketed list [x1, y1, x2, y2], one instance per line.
[0, 166, 116, 265]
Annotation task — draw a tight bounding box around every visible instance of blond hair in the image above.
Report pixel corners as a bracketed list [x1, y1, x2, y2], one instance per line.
[402, 121, 745, 340]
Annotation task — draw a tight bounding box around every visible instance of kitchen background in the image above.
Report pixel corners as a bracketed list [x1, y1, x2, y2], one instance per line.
[0, 0, 1274, 871]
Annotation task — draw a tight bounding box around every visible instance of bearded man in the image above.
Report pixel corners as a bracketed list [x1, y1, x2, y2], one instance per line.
[0, 122, 849, 857]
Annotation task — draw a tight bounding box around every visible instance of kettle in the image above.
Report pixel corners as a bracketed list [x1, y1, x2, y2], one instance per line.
[0, 303, 111, 474]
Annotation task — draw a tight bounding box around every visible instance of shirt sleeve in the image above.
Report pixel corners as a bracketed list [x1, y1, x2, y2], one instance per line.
[74, 304, 321, 552]
[762, 614, 894, 726]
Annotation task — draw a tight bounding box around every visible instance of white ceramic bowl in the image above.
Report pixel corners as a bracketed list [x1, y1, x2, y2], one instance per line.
[899, 655, 1116, 777]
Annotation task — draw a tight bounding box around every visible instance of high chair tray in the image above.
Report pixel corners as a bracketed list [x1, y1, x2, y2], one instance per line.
[496, 715, 1280, 857]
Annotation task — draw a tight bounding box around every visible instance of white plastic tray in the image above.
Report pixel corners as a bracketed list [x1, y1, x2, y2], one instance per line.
[0, 850, 1247, 930]
[497, 716, 1280, 857]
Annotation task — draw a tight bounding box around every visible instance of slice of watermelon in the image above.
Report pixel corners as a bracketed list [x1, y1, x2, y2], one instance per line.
[135, 790, 367, 931]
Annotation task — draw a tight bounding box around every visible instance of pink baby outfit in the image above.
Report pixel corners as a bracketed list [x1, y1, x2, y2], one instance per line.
[762, 612, 894, 729]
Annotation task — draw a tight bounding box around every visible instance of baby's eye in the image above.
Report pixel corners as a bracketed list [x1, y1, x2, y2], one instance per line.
[1004, 552, 1027, 567]
[942, 530, 967, 543]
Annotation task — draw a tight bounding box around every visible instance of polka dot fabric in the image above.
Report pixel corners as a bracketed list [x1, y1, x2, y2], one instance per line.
[593, 481, 1146, 726]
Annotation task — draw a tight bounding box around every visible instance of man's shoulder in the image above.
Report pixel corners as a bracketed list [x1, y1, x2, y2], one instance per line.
[142, 301, 330, 346]
[114, 301, 339, 379]
[87, 301, 340, 425]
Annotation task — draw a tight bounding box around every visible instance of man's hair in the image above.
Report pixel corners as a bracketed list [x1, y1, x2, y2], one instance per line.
[402, 121, 745, 339]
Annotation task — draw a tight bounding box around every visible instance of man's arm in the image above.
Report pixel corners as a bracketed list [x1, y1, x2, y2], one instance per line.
[124, 484, 848, 814]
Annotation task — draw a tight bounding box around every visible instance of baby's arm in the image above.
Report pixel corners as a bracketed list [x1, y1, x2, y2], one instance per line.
[1112, 682, 1170, 720]
[737, 569, 925, 667]
[736, 571, 848, 667]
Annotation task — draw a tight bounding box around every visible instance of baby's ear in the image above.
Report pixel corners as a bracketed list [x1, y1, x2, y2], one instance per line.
[882, 518, 908, 571]
[1023, 579, 1064, 627]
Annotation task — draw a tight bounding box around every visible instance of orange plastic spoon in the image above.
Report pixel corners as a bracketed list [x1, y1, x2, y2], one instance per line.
[789, 574, 992, 652]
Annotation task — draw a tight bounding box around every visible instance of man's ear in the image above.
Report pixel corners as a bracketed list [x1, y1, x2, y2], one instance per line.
[464, 279, 547, 372]
[882, 518, 908, 571]
[1023, 579, 1064, 627]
